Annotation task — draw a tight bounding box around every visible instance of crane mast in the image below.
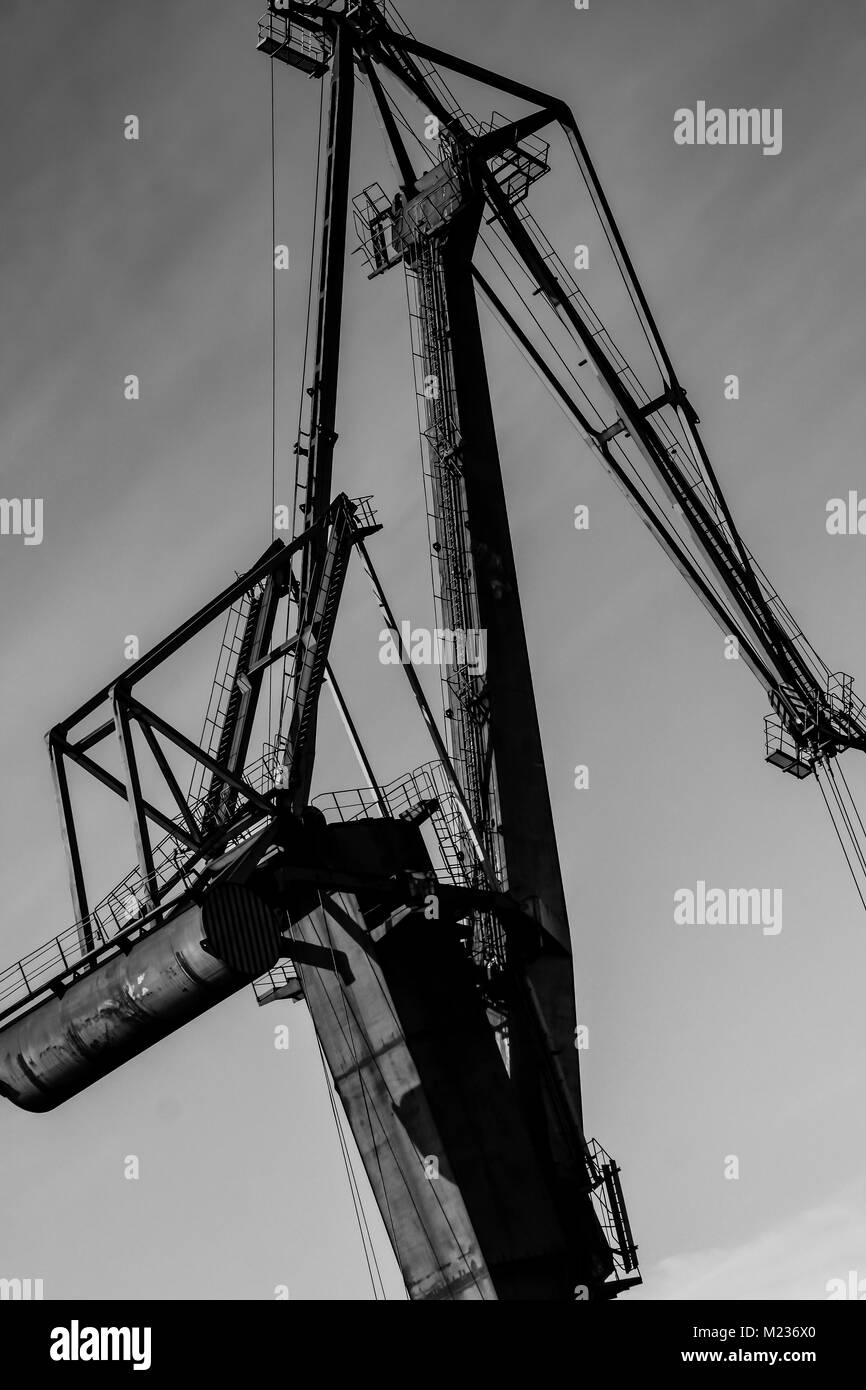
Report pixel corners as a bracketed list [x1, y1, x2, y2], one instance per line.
[399, 143, 574, 950]
[267, 0, 630, 1298]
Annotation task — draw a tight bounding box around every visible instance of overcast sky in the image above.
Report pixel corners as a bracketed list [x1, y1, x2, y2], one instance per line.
[1, 0, 865, 1301]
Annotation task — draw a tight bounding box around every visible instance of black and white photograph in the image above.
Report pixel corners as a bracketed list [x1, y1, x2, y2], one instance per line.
[1, 0, 864, 1359]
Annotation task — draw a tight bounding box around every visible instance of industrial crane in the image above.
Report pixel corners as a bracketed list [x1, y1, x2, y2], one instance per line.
[0, 0, 861, 1302]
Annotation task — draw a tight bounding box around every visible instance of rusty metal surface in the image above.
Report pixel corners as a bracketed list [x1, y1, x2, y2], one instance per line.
[0, 901, 244, 1113]
[291, 890, 496, 1301]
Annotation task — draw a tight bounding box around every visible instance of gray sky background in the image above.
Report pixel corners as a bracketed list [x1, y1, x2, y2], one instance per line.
[1, 0, 865, 1300]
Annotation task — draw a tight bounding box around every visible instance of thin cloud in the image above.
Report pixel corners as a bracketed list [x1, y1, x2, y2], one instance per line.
[637, 1180, 866, 1300]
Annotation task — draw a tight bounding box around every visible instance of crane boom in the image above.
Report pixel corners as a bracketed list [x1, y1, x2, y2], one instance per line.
[347, 4, 866, 774]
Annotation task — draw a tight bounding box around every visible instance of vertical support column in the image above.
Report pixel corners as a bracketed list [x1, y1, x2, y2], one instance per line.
[438, 228, 598, 1194]
[291, 20, 356, 807]
[48, 736, 93, 954]
[439, 219, 571, 953]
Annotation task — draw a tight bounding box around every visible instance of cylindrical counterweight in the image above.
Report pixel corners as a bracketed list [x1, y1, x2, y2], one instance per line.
[0, 891, 273, 1113]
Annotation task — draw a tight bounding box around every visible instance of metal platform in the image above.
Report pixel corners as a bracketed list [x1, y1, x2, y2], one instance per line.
[257, 12, 332, 77]
[764, 715, 813, 778]
[0, 754, 469, 1029]
[0, 753, 279, 1027]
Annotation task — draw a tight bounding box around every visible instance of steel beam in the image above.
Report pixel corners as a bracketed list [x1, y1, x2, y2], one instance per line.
[112, 692, 159, 909]
[122, 696, 276, 819]
[299, 21, 355, 580]
[47, 738, 93, 953]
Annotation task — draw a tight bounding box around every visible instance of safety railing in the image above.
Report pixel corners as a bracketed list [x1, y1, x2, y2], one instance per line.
[0, 752, 282, 1020]
[0, 748, 465, 1021]
[256, 12, 332, 75]
[586, 1138, 640, 1279]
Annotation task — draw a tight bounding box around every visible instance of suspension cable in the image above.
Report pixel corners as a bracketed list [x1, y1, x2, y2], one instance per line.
[815, 760, 866, 913]
[313, 1030, 386, 1299]
[269, 54, 277, 739]
[824, 760, 866, 879]
[834, 759, 866, 850]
